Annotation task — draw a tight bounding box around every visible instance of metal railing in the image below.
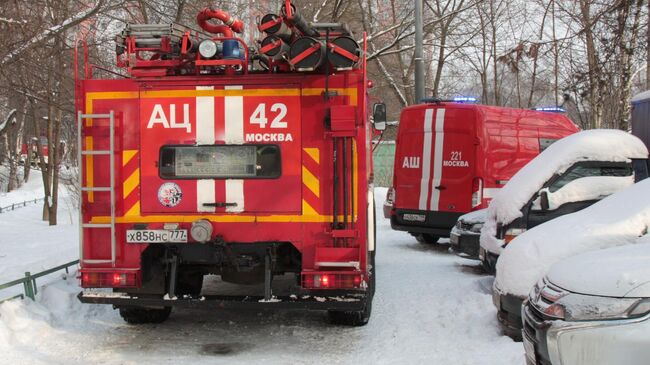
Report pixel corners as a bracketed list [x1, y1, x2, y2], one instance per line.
[0, 260, 79, 303]
[0, 197, 45, 214]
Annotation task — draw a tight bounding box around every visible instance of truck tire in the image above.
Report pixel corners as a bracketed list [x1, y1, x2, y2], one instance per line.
[416, 233, 439, 244]
[328, 250, 375, 326]
[327, 205, 376, 326]
[176, 270, 204, 297]
[118, 306, 171, 324]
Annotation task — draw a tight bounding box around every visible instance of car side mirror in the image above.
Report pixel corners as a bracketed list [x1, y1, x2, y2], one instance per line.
[540, 190, 550, 211]
[372, 102, 387, 131]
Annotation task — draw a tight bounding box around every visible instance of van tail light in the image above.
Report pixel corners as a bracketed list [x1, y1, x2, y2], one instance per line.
[81, 271, 138, 288]
[386, 187, 395, 205]
[471, 177, 483, 208]
[504, 228, 526, 244]
[301, 273, 364, 289]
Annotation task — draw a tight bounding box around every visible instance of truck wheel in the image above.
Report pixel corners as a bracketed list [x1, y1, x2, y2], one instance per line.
[176, 270, 204, 297]
[118, 306, 171, 324]
[416, 233, 439, 244]
[328, 211, 376, 327]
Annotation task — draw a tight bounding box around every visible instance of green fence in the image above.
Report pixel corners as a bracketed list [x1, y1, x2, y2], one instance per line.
[0, 260, 79, 303]
[373, 142, 395, 187]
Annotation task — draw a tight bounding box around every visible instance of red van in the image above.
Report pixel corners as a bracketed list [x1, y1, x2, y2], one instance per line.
[384, 100, 579, 243]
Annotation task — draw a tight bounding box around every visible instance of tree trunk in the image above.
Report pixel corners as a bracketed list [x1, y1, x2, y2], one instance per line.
[616, 0, 643, 131]
[31, 99, 50, 221]
[490, 0, 500, 106]
[579, 0, 602, 129]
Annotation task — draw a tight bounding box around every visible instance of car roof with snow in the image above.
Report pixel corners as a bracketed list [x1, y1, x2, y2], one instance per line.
[488, 129, 647, 226]
[494, 177, 650, 297]
[546, 240, 650, 298]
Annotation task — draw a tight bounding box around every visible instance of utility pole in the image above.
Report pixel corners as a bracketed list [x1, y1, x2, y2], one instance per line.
[414, 0, 425, 103]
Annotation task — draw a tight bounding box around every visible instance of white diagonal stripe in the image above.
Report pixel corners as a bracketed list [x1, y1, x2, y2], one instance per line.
[418, 109, 434, 210]
[429, 108, 445, 211]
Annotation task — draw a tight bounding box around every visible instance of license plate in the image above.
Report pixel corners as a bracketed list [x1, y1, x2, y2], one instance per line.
[126, 229, 187, 243]
[523, 335, 537, 365]
[403, 213, 426, 222]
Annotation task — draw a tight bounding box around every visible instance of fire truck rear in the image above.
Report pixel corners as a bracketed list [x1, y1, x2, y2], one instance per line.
[75, 1, 383, 326]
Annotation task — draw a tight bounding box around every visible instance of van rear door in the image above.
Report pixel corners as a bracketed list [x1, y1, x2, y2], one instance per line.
[393, 105, 476, 214]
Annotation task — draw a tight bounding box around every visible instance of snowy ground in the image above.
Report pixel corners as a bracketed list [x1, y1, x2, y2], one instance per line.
[0, 170, 78, 298]
[0, 188, 524, 364]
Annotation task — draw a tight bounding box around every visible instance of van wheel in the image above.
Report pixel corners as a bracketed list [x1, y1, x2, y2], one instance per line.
[118, 306, 171, 324]
[416, 234, 439, 244]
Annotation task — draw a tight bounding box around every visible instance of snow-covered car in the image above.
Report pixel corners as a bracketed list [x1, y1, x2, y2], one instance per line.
[492, 177, 650, 339]
[450, 208, 486, 259]
[480, 130, 649, 273]
[523, 241, 650, 365]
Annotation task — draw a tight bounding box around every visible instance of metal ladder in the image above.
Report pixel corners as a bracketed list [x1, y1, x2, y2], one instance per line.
[77, 111, 116, 266]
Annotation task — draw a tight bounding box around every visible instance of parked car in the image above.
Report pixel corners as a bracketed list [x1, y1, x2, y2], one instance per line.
[480, 129, 649, 273]
[449, 208, 487, 259]
[523, 241, 650, 365]
[386, 99, 578, 244]
[492, 176, 650, 339]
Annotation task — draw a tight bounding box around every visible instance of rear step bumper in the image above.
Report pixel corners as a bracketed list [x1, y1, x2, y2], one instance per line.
[78, 291, 367, 311]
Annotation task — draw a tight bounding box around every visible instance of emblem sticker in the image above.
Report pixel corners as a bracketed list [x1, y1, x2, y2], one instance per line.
[158, 182, 183, 207]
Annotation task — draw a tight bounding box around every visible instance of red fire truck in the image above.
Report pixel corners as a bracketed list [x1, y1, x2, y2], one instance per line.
[75, 2, 383, 326]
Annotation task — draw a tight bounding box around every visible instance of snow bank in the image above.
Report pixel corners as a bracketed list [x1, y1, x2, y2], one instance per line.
[494, 178, 650, 297]
[0, 273, 117, 364]
[481, 130, 647, 254]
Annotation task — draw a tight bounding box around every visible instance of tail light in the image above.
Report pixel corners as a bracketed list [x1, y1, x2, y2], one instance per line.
[386, 187, 395, 205]
[302, 273, 364, 289]
[81, 271, 139, 288]
[471, 177, 483, 208]
[504, 228, 526, 244]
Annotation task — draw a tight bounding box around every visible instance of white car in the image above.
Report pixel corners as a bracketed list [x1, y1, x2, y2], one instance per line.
[480, 130, 648, 273]
[523, 241, 650, 365]
[492, 177, 650, 338]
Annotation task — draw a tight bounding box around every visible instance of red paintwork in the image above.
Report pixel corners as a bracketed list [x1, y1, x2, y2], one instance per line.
[77, 71, 372, 291]
[391, 103, 580, 215]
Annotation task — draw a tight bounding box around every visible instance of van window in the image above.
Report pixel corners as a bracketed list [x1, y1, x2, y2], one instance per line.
[548, 163, 632, 193]
[159, 145, 281, 179]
